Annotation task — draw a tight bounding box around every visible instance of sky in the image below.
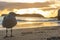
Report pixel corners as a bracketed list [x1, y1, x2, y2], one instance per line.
[0, 0, 59, 3]
[0, 0, 60, 17]
[0, 0, 48, 3]
[1, 0, 59, 10]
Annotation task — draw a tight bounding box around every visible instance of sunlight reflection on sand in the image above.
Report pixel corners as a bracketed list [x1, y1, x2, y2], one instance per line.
[16, 22, 58, 28]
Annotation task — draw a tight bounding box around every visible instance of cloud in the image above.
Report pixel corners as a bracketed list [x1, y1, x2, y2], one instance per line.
[0, 0, 60, 11]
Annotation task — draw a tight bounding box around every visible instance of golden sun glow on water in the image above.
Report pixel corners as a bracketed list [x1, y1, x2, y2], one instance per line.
[16, 8, 48, 16]
[15, 8, 56, 17]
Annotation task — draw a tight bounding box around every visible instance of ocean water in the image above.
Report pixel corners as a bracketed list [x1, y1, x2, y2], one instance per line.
[0, 16, 60, 29]
[0, 17, 3, 25]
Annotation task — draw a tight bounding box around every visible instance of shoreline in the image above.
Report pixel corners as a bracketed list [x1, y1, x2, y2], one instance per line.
[0, 25, 59, 30]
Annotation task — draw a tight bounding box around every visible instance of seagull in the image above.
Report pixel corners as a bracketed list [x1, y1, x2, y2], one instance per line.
[2, 12, 17, 38]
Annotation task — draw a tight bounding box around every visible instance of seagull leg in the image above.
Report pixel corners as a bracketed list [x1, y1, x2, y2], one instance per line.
[10, 28, 14, 37]
[4, 28, 8, 38]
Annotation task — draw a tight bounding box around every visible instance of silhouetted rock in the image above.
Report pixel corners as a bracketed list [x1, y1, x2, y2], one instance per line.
[1, 14, 7, 16]
[16, 14, 44, 17]
[58, 9, 60, 20]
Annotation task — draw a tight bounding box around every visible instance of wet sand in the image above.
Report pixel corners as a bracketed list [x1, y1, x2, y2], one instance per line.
[0, 26, 60, 40]
[0, 20, 59, 40]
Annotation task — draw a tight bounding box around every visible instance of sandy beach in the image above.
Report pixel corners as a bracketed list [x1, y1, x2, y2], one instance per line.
[0, 21, 60, 40]
[0, 26, 60, 40]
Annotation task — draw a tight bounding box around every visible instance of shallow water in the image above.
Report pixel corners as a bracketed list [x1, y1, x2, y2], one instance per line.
[0, 16, 60, 29]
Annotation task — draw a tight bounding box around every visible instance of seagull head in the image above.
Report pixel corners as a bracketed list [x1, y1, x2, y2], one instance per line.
[9, 12, 16, 17]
